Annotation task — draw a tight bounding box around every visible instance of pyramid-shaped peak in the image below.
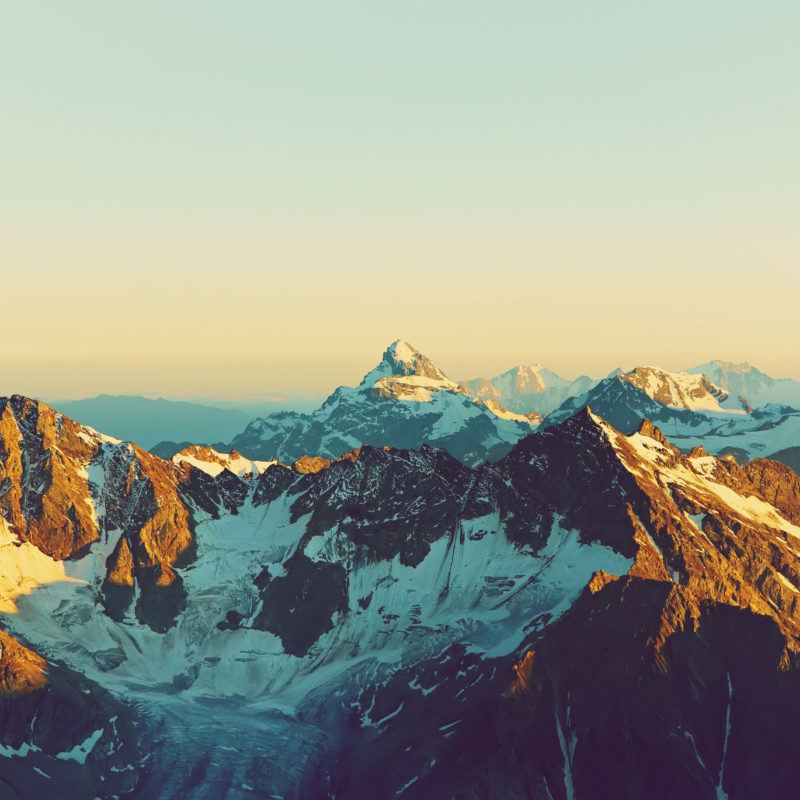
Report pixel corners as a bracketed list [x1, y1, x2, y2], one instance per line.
[500, 404, 627, 478]
[377, 340, 450, 382]
[385, 339, 420, 364]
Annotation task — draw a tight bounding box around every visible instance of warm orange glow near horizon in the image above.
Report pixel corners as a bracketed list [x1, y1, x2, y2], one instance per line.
[2, 2, 798, 399]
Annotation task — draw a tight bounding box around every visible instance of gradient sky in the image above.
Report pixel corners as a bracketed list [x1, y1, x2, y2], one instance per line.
[2, 1, 798, 399]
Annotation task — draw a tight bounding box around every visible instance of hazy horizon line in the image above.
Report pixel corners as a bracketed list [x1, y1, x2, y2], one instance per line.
[9, 352, 798, 406]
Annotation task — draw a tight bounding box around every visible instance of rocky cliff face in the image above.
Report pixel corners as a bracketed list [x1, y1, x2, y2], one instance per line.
[0, 395, 194, 633]
[0, 395, 100, 561]
[3, 397, 800, 797]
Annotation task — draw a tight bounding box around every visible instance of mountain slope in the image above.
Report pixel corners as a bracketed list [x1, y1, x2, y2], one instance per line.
[225, 340, 540, 466]
[340, 572, 800, 800]
[0, 625, 139, 799]
[328, 413, 800, 798]
[49, 395, 259, 450]
[769, 446, 800, 474]
[546, 372, 722, 433]
[51, 394, 319, 451]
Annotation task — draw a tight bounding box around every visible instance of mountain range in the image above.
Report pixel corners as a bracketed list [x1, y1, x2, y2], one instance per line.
[3, 344, 800, 798]
[50, 394, 320, 451]
[690, 360, 800, 408]
[217, 343, 800, 472]
[547, 367, 800, 467]
[460, 365, 596, 416]
[220, 340, 541, 467]
[47, 345, 800, 475]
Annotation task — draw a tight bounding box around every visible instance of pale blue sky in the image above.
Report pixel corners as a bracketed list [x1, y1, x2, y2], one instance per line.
[1, 2, 798, 397]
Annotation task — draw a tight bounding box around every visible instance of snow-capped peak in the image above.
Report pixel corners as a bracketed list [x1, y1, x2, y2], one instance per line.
[382, 339, 450, 381]
[687, 361, 800, 410]
[172, 445, 275, 477]
[460, 365, 595, 416]
[463, 365, 559, 398]
[689, 360, 761, 387]
[619, 366, 736, 414]
[358, 340, 458, 396]
[501, 365, 548, 393]
[386, 339, 419, 366]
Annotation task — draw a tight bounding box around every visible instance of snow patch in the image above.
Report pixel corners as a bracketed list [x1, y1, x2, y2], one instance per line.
[55, 728, 103, 765]
[0, 520, 84, 613]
